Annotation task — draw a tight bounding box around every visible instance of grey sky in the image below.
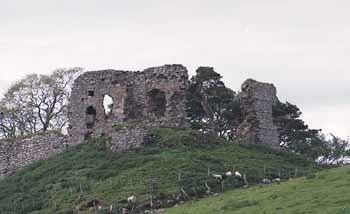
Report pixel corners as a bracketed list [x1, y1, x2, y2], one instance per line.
[0, 0, 349, 138]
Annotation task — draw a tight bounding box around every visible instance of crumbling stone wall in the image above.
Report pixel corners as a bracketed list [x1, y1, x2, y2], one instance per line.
[0, 69, 283, 177]
[237, 79, 280, 149]
[68, 65, 189, 151]
[0, 133, 68, 176]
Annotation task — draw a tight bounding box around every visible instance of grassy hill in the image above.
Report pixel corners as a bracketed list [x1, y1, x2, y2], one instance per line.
[166, 166, 350, 214]
[0, 128, 318, 213]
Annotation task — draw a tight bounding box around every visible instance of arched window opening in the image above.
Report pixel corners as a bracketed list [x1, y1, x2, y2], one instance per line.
[103, 95, 114, 116]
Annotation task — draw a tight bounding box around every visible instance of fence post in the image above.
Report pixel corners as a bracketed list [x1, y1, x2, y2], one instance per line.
[149, 177, 158, 211]
[80, 182, 83, 195]
[243, 173, 249, 187]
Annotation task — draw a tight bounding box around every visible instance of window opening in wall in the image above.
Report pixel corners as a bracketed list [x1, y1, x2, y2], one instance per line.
[103, 95, 114, 116]
[88, 90, 95, 97]
[147, 89, 166, 117]
[86, 106, 96, 129]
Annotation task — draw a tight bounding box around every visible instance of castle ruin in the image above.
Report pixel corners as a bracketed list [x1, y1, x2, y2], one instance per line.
[67, 64, 189, 151]
[0, 65, 281, 176]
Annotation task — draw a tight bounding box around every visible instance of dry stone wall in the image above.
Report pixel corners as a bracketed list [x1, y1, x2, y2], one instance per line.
[0, 133, 68, 176]
[237, 79, 280, 149]
[68, 64, 189, 152]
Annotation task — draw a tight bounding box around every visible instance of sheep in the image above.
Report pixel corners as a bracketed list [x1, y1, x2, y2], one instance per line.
[225, 171, 233, 177]
[262, 178, 272, 184]
[127, 195, 136, 212]
[127, 195, 136, 204]
[211, 173, 223, 180]
[272, 178, 281, 184]
[213, 171, 242, 180]
[234, 171, 242, 178]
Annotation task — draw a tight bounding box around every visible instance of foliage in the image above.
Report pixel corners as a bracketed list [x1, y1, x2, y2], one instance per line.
[0, 68, 83, 139]
[318, 134, 350, 165]
[166, 166, 350, 214]
[0, 129, 317, 213]
[273, 101, 350, 163]
[186, 67, 338, 162]
[272, 101, 320, 150]
[186, 67, 241, 139]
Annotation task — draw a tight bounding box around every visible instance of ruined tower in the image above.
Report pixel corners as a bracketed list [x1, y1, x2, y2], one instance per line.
[237, 79, 280, 149]
[68, 65, 189, 151]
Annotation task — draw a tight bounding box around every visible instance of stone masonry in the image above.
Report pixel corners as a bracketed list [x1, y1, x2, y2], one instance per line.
[0, 132, 68, 176]
[0, 67, 283, 176]
[237, 79, 280, 149]
[67, 64, 189, 151]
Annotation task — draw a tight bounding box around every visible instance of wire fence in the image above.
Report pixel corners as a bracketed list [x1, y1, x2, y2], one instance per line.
[4, 165, 319, 214]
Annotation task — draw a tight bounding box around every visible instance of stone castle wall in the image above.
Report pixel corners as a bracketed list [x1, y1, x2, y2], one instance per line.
[0, 67, 282, 177]
[0, 132, 68, 176]
[67, 64, 189, 151]
[237, 79, 280, 149]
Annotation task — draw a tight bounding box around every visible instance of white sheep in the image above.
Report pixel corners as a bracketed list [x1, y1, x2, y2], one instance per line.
[127, 195, 136, 204]
[127, 195, 137, 213]
[272, 178, 281, 183]
[211, 173, 223, 180]
[234, 171, 242, 178]
[262, 178, 272, 184]
[225, 171, 233, 177]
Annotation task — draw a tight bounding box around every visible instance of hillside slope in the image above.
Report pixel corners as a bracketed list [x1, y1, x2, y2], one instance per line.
[0, 129, 318, 213]
[166, 166, 350, 214]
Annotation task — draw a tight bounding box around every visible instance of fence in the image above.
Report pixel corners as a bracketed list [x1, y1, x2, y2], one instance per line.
[3, 165, 318, 214]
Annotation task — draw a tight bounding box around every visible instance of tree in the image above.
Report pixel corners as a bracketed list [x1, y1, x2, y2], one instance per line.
[319, 134, 350, 165]
[272, 101, 321, 153]
[0, 68, 82, 139]
[186, 67, 241, 139]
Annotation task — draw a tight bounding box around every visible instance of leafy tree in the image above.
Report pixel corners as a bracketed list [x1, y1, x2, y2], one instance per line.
[272, 101, 350, 164]
[272, 101, 322, 156]
[319, 134, 350, 165]
[186, 67, 241, 139]
[0, 68, 82, 139]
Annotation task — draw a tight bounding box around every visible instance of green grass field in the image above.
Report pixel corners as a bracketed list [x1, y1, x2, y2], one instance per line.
[0, 128, 318, 213]
[166, 166, 350, 214]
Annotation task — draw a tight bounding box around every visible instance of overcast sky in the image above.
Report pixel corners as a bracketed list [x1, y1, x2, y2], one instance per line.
[1, 0, 349, 138]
